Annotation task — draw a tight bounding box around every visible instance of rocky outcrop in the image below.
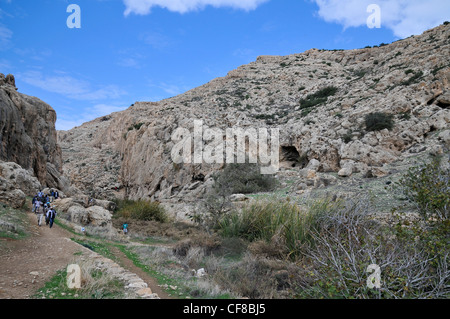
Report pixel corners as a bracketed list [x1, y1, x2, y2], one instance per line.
[0, 74, 66, 191]
[58, 24, 450, 218]
[52, 195, 117, 238]
[0, 161, 42, 208]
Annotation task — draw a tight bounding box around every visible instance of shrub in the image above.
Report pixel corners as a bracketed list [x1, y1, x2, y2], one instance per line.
[364, 112, 395, 131]
[293, 196, 450, 299]
[396, 156, 449, 220]
[127, 123, 144, 131]
[401, 70, 424, 86]
[299, 86, 338, 110]
[218, 197, 339, 259]
[342, 131, 353, 143]
[213, 163, 277, 195]
[113, 199, 168, 223]
[195, 163, 278, 231]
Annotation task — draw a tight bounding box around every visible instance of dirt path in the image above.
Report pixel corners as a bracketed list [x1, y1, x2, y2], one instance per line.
[0, 211, 83, 299]
[107, 245, 171, 299]
[0, 210, 171, 299]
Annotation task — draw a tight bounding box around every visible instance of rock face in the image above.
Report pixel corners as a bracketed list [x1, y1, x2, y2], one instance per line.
[0, 74, 66, 191]
[58, 24, 450, 217]
[0, 161, 42, 208]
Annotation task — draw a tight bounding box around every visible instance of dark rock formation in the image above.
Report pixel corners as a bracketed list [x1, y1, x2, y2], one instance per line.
[0, 73, 65, 190]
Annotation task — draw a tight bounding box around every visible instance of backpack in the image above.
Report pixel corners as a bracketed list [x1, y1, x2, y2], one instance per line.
[49, 209, 56, 219]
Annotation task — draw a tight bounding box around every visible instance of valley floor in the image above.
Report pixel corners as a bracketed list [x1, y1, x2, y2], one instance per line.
[0, 206, 171, 299]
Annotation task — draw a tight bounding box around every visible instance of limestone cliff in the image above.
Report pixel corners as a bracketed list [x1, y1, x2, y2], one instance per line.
[0, 74, 68, 191]
[58, 24, 450, 218]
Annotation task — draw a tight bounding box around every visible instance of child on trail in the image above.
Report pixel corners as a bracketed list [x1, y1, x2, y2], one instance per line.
[122, 223, 128, 235]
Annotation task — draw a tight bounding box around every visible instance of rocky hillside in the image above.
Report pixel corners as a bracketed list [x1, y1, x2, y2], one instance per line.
[0, 74, 69, 192]
[58, 23, 450, 218]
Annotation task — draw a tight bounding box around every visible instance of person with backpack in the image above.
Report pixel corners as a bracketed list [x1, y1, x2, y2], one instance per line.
[48, 208, 57, 228]
[45, 204, 51, 225]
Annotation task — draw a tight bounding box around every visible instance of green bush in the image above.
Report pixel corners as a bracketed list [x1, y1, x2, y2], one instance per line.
[364, 112, 395, 131]
[218, 197, 338, 259]
[213, 163, 277, 195]
[113, 199, 168, 223]
[193, 163, 277, 231]
[299, 86, 338, 110]
[397, 156, 449, 220]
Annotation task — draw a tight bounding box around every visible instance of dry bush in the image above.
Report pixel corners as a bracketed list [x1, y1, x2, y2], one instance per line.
[292, 197, 449, 299]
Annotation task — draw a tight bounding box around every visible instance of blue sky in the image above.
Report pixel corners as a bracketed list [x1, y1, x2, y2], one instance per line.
[0, 0, 448, 130]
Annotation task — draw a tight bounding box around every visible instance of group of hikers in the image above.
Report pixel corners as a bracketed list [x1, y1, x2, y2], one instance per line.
[32, 190, 59, 228]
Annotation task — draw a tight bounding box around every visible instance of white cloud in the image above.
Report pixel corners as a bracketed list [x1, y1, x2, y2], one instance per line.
[123, 0, 269, 15]
[18, 71, 127, 101]
[312, 0, 450, 38]
[56, 103, 129, 131]
[0, 24, 12, 49]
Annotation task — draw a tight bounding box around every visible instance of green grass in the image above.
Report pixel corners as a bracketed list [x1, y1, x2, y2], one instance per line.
[218, 197, 338, 259]
[0, 203, 29, 240]
[32, 267, 125, 299]
[71, 238, 119, 262]
[120, 245, 233, 299]
[113, 199, 168, 223]
[117, 245, 191, 299]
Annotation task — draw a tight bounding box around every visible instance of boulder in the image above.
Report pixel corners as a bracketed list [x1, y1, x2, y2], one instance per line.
[338, 162, 354, 177]
[0, 161, 41, 196]
[0, 188, 26, 209]
[67, 205, 89, 225]
[86, 206, 112, 227]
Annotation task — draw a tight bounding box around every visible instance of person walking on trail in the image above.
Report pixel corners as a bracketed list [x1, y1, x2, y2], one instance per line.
[48, 208, 57, 229]
[122, 223, 128, 235]
[34, 198, 41, 214]
[45, 204, 51, 226]
[36, 202, 44, 226]
[32, 195, 38, 213]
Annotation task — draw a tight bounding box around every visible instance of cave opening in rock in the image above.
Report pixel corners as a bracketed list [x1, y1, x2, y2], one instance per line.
[280, 146, 303, 168]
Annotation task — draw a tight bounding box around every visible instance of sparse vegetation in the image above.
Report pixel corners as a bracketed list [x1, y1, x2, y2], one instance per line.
[128, 122, 145, 131]
[217, 197, 337, 259]
[396, 156, 449, 220]
[32, 258, 126, 299]
[193, 163, 277, 231]
[113, 199, 168, 223]
[401, 70, 424, 86]
[364, 112, 395, 132]
[299, 86, 338, 114]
